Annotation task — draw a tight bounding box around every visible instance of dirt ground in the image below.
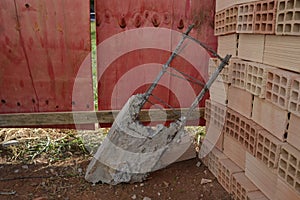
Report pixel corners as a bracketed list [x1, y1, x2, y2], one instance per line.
[0, 157, 231, 200]
[0, 128, 230, 200]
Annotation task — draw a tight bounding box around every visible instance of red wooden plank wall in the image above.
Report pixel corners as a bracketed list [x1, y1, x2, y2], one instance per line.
[0, 0, 93, 116]
[96, 0, 217, 125]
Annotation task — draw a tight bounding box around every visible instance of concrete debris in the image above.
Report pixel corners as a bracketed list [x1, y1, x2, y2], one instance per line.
[143, 197, 151, 200]
[131, 194, 137, 199]
[201, 178, 212, 185]
[196, 162, 202, 167]
[85, 94, 192, 185]
[22, 165, 29, 170]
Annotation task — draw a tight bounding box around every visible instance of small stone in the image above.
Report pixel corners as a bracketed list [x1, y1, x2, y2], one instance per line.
[157, 192, 161, 196]
[140, 183, 144, 187]
[163, 181, 170, 187]
[49, 169, 55, 175]
[131, 194, 137, 199]
[141, 190, 144, 193]
[196, 162, 201, 167]
[143, 197, 151, 200]
[204, 170, 207, 175]
[135, 185, 138, 188]
[200, 194, 204, 197]
[22, 165, 29, 170]
[14, 169, 19, 173]
[78, 168, 83, 173]
[201, 178, 212, 185]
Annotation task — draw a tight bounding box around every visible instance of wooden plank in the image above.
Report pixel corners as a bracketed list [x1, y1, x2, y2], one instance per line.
[0, 108, 204, 127]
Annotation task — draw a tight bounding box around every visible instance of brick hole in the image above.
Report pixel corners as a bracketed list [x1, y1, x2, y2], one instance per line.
[284, 24, 292, 33]
[296, 182, 300, 193]
[281, 76, 288, 85]
[280, 158, 288, 169]
[282, 148, 289, 159]
[279, 167, 286, 178]
[287, 0, 295, 9]
[253, 76, 257, 83]
[275, 74, 280, 83]
[293, 80, 300, 90]
[262, 23, 267, 31]
[290, 154, 297, 166]
[288, 164, 297, 176]
[287, 175, 295, 186]
[297, 0, 300, 8]
[257, 151, 263, 159]
[265, 138, 271, 146]
[245, 5, 249, 12]
[270, 152, 276, 160]
[293, 23, 300, 32]
[292, 90, 300, 100]
[269, 1, 275, 10]
[272, 94, 279, 103]
[279, 1, 286, 10]
[238, 16, 243, 22]
[257, 87, 262, 94]
[255, 23, 261, 31]
[262, 3, 268, 11]
[258, 77, 263, 84]
[263, 156, 269, 165]
[239, 6, 244, 13]
[251, 85, 256, 92]
[271, 143, 277, 151]
[249, 15, 253, 21]
[269, 162, 275, 168]
[277, 24, 284, 32]
[17, 102, 21, 106]
[264, 147, 270, 155]
[274, 84, 279, 93]
[297, 171, 300, 181]
[278, 13, 285, 22]
[262, 14, 268, 21]
[250, 4, 254, 12]
[286, 12, 293, 20]
[267, 24, 273, 31]
[268, 13, 274, 21]
[250, 136, 255, 144]
[279, 97, 285, 107]
[294, 11, 300, 20]
[266, 91, 272, 99]
[257, 3, 262, 11]
[248, 24, 253, 31]
[250, 145, 254, 153]
[1, 99, 6, 104]
[280, 87, 286, 96]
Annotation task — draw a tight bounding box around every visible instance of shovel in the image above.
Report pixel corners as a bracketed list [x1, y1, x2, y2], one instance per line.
[85, 24, 231, 185]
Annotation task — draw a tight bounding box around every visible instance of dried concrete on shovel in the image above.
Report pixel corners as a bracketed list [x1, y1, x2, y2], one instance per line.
[85, 94, 192, 185]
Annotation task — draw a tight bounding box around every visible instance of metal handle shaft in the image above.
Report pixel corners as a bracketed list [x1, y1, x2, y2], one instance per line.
[141, 24, 195, 107]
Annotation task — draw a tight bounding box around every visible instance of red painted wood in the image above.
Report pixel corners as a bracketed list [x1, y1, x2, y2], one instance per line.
[96, 0, 216, 125]
[0, 0, 93, 116]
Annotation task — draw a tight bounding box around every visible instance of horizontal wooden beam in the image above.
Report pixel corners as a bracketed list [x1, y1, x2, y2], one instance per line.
[0, 108, 204, 127]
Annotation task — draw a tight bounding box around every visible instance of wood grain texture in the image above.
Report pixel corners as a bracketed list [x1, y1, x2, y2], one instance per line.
[0, 108, 204, 127]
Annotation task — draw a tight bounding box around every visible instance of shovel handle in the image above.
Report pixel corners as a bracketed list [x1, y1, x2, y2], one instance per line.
[186, 54, 232, 117]
[141, 24, 195, 106]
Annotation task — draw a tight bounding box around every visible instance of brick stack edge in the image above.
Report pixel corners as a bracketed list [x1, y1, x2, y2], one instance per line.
[200, 0, 300, 199]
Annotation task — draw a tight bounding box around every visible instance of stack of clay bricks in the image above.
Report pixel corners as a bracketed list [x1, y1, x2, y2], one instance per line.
[200, 0, 300, 199]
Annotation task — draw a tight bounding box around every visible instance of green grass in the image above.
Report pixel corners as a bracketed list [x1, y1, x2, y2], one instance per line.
[91, 22, 98, 110]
